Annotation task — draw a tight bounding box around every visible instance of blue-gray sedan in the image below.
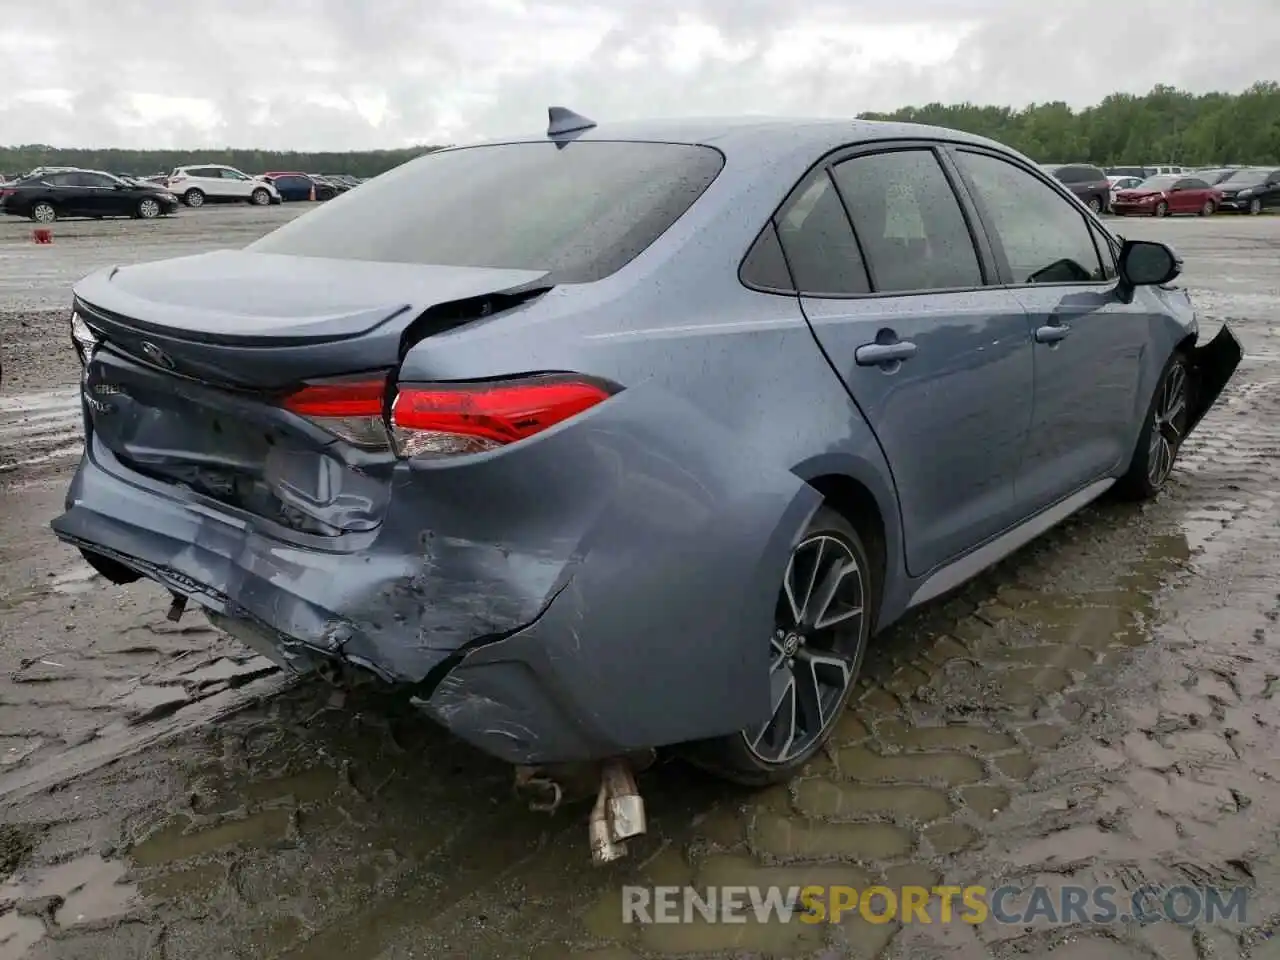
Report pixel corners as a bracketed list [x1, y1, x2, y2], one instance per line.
[52, 109, 1240, 853]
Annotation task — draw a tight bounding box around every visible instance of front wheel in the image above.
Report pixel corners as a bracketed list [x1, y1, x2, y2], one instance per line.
[1154, 201, 1170, 217]
[1087, 196, 1103, 214]
[30, 201, 56, 223]
[1116, 354, 1192, 500]
[137, 197, 162, 219]
[250, 188, 270, 206]
[1249, 197, 1263, 215]
[685, 506, 874, 785]
[1199, 200, 1216, 216]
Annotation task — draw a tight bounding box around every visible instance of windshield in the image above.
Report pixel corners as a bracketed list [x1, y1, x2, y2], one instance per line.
[249, 141, 726, 283]
[1137, 176, 1178, 190]
[1223, 169, 1267, 186]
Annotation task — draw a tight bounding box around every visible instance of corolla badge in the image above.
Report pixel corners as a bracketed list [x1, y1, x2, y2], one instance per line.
[139, 340, 174, 368]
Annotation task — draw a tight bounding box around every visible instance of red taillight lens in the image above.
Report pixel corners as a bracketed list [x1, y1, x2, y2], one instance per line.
[281, 374, 391, 449]
[391, 374, 616, 458]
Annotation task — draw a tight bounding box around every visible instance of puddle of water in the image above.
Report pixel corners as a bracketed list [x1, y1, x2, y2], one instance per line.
[0, 854, 138, 943]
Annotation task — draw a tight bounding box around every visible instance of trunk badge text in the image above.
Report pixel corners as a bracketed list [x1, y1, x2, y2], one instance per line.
[140, 341, 175, 368]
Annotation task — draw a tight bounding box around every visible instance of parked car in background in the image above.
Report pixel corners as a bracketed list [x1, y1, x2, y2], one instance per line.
[260, 173, 338, 201]
[1107, 175, 1144, 204]
[309, 174, 350, 194]
[1191, 168, 1239, 186]
[324, 174, 362, 189]
[164, 165, 280, 207]
[1107, 165, 1150, 178]
[54, 110, 1241, 832]
[1215, 167, 1280, 215]
[1, 169, 180, 222]
[1041, 163, 1111, 213]
[1112, 174, 1221, 217]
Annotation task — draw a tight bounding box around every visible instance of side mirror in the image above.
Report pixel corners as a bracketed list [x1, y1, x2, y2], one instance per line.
[1118, 239, 1181, 293]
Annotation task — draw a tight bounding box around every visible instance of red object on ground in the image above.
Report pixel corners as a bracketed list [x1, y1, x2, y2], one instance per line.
[32, 228, 52, 244]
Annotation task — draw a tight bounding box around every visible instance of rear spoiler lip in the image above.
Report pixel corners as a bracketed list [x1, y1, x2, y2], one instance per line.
[74, 294, 415, 349]
[71, 255, 554, 348]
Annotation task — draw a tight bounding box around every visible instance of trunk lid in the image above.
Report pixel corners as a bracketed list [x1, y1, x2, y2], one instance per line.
[74, 251, 552, 537]
[74, 250, 551, 389]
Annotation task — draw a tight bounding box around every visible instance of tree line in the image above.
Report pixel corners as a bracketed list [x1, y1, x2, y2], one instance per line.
[858, 82, 1280, 167]
[1, 82, 1277, 177]
[0, 145, 445, 178]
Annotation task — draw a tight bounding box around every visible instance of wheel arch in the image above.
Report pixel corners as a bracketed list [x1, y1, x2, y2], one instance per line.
[791, 453, 906, 631]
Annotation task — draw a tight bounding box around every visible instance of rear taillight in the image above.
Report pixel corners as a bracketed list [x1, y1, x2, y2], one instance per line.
[281, 374, 392, 450]
[391, 374, 617, 458]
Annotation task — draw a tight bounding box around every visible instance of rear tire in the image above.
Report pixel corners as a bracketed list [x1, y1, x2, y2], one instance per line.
[1087, 196, 1103, 214]
[183, 188, 205, 207]
[683, 506, 875, 785]
[1116, 353, 1192, 501]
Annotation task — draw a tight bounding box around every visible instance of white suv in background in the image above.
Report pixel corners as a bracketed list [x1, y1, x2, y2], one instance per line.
[164, 164, 280, 207]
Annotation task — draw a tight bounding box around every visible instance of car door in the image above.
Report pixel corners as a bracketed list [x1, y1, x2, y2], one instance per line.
[76, 172, 125, 215]
[45, 172, 96, 216]
[949, 146, 1150, 512]
[782, 144, 1034, 576]
[218, 167, 254, 198]
[1169, 177, 1206, 213]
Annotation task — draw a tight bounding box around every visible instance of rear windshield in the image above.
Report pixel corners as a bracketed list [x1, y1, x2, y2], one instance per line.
[248, 140, 726, 283]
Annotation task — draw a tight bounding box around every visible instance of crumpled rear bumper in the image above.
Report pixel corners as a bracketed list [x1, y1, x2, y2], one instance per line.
[54, 376, 817, 765]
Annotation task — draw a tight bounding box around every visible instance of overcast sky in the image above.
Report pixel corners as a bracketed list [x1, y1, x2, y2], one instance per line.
[2, 0, 1277, 150]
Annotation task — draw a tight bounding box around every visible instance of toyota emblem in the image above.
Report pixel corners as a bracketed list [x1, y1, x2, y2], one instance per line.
[139, 341, 174, 369]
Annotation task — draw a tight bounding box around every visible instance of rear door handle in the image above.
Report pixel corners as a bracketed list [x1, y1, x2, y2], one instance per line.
[1034, 323, 1071, 344]
[855, 341, 917, 366]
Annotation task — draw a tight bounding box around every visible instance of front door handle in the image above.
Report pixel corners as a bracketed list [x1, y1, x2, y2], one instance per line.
[1034, 323, 1071, 344]
[855, 340, 917, 366]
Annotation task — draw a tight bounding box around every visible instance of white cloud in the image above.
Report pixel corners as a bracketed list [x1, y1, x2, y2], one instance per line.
[0, 0, 1275, 149]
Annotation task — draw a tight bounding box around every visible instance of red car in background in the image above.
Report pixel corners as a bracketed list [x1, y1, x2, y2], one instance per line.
[1111, 174, 1222, 217]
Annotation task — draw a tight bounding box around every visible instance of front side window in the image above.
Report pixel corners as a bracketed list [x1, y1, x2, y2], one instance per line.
[954, 150, 1106, 285]
[772, 170, 871, 296]
[250, 141, 725, 284]
[832, 149, 983, 293]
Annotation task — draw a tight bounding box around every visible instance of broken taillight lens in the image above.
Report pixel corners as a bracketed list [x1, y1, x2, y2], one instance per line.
[281, 374, 393, 449]
[391, 374, 617, 459]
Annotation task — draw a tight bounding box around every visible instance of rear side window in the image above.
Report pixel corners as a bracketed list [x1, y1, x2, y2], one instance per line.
[773, 171, 871, 296]
[832, 149, 983, 293]
[249, 141, 725, 283]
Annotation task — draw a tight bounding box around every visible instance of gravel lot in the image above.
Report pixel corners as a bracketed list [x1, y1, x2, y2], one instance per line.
[1, 208, 1279, 960]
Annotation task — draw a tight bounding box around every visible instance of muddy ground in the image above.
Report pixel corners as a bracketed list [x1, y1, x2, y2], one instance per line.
[1, 208, 1278, 960]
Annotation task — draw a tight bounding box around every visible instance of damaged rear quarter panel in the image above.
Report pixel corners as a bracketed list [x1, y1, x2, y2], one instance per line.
[409, 378, 821, 762]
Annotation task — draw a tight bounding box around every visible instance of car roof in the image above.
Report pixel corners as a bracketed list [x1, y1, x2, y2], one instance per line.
[458, 116, 1022, 163]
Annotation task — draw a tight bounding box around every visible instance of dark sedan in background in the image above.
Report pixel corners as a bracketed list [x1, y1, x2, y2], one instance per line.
[1041, 163, 1112, 213]
[260, 172, 338, 202]
[1215, 167, 1280, 214]
[0, 169, 180, 222]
